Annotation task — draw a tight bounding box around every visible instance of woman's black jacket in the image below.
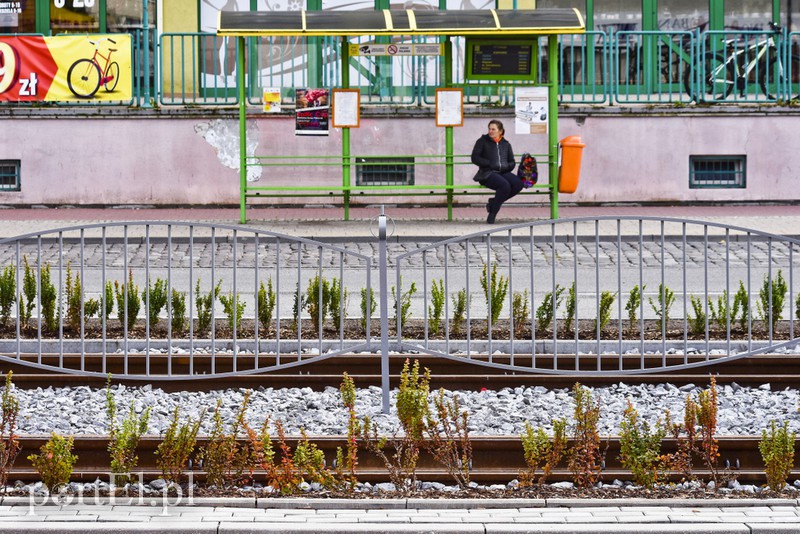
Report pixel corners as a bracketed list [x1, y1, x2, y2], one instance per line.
[471, 134, 515, 182]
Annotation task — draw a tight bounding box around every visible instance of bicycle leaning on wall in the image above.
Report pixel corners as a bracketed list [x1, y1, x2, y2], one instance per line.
[66, 37, 121, 99]
[684, 22, 800, 102]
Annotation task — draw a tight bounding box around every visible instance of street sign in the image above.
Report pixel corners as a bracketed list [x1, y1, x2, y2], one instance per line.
[348, 43, 442, 56]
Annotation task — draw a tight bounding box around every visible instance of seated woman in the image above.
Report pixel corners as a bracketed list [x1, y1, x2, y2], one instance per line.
[471, 119, 524, 224]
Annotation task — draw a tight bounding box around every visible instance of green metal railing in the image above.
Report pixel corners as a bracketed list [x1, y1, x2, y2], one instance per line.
[3, 29, 799, 107]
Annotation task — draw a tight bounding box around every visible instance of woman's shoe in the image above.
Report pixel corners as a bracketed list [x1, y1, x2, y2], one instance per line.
[486, 208, 498, 224]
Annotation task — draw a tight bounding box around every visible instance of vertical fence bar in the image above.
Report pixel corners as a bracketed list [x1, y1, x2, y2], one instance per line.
[704, 226, 709, 360]
[123, 226, 129, 375]
[573, 222, 579, 370]
[682, 223, 688, 365]
[466, 238, 472, 358]
[233, 230, 239, 372]
[102, 228, 107, 374]
[747, 233, 752, 354]
[486, 234, 493, 362]
[725, 229, 731, 358]
[617, 220, 622, 370]
[595, 220, 600, 370]
[211, 227, 216, 373]
[296, 243, 302, 362]
[660, 221, 665, 367]
[530, 227, 537, 368]
[638, 221, 644, 366]
[551, 224, 558, 370]
[189, 225, 194, 375]
[507, 229, 514, 366]
[37, 237, 43, 364]
[443, 244, 450, 356]
[338, 251, 345, 352]
[58, 234, 63, 367]
[254, 233, 260, 370]
[422, 250, 429, 349]
[768, 237, 774, 345]
[145, 225, 151, 375]
[316, 245, 323, 357]
[80, 229, 85, 371]
[378, 210, 390, 415]
[276, 237, 282, 366]
[14, 243, 20, 360]
[167, 225, 173, 376]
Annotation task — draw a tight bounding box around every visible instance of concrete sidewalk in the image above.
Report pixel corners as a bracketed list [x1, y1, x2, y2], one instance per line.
[1, 204, 800, 240]
[1, 497, 800, 533]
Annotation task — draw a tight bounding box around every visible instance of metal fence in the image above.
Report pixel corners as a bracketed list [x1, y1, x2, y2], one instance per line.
[0, 217, 798, 382]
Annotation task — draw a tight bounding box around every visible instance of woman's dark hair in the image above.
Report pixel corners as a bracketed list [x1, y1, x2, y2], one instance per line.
[488, 119, 504, 135]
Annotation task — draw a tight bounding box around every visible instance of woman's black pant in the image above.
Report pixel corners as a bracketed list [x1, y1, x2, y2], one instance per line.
[482, 171, 524, 212]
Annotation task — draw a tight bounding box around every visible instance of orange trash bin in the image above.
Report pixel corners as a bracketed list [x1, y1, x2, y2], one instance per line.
[557, 135, 585, 194]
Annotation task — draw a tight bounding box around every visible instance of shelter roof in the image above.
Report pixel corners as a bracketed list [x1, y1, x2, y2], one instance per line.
[217, 9, 585, 37]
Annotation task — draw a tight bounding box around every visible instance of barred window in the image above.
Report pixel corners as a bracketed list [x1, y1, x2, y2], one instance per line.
[355, 157, 415, 186]
[689, 156, 746, 189]
[0, 160, 20, 192]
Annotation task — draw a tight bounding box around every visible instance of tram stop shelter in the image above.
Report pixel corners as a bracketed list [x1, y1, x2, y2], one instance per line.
[217, 9, 585, 223]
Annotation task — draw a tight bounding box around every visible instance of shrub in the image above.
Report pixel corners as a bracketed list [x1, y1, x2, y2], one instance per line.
[595, 290, 617, 333]
[618, 400, 665, 488]
[114, 271, 141, 331]
[450, 289, 468, 335]
[360, 359, 430, 495]
[20, 256, 36, 324]
[0, 265, 15, 327]
[625, 284, 646, 332]
[195, 279, 221, 335]
[392, 278, 417, 333]
[360, 287, 376, 332]
[0, 372, 21, 490]
[220, 291, 247, 336]
[100, 281, 115, 323]
[695, 376, 720, 484]
[733, 281, 749, 330]
[520, 418, 567, 486]
[66, 265, 99, 331]
[336, 373, 359, 488]
[170, 289, 187, 333]
[759, 420, 796, 493]
[328, 277, 348, 330]
[428, 279, 445, 335]
[564, 282, 577, 333]
[291, 282, 306, 333]
[292, 430, 332, 488]
[257, 279, 277, 335]
[28, 433, 78, 493]
[567, 383, 603, 488]
[648, 283, 676, 331]
[512, 289, 530, 337]
[106, 377, 151, 485]
[425, 389, 472, 489]
[306, 275, 331, 335]
[200, 392, 252, 488]
[155, 406, 203, 483]
[481, 262, 508, 324]
[40, 265, 59, 332]
[689, 295, 707, 336]
[142, 278, 168, 326]
[758, 270, 787, 331]
[535, 285, 564, 333]
[709, 289, 742, 331]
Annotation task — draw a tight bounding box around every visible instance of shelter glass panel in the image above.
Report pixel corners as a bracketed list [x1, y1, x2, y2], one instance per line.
[780, 0, 800, 32]
[107, 0, 156, 33]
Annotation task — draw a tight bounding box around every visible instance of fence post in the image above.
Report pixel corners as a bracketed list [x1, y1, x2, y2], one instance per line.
[378, 206, 390, 414]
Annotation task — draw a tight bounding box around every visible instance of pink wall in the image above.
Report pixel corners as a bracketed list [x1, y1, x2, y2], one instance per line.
[2, 111, 798, 206]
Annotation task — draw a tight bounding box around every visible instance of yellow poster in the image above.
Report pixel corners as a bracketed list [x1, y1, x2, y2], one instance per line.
[0, 34, 132, 102]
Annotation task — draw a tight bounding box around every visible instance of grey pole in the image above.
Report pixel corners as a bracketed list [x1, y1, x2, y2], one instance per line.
[378, 206, 390, 414]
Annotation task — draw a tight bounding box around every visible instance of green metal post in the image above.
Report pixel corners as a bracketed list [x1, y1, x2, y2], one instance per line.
[341, 37, 351, 221]
[584, 0, 593, 31]
[238, 36, 248, 224]
[548, 34, 559, 220]
[307, 0, 323, 88]
[444, 38, 454, 221]
[142, 0, 151, 108]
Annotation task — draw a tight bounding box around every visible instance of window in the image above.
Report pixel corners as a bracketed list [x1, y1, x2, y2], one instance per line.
[689, 156, 746, 188]
[0, 160, 20, 192]
[355, 157, 415, 186]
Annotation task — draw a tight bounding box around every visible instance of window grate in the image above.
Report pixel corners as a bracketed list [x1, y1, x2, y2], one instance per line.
[0, 160, 20, 192]
[689, 156, 746, 189]
[355, 157, 415, 186]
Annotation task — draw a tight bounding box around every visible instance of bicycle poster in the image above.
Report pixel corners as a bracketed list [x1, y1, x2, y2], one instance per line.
[0, 34, 132, 102]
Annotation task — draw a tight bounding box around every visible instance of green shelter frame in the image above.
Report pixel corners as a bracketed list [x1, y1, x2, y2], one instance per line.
[217, 8, 585, 223]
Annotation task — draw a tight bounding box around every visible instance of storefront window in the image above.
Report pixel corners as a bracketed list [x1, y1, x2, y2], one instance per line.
[107, 0, 156, 33]
[658, 1, 709, 32]
[0, 0, 35, 33]
[50, 0, 100, 34]
[725, 0, 772, 30]
[594, 0, 641, 32]
[781, 0, 799, 31]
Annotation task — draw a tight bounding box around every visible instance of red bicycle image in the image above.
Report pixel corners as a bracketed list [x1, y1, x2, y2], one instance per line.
[67, 37, 120, 98]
